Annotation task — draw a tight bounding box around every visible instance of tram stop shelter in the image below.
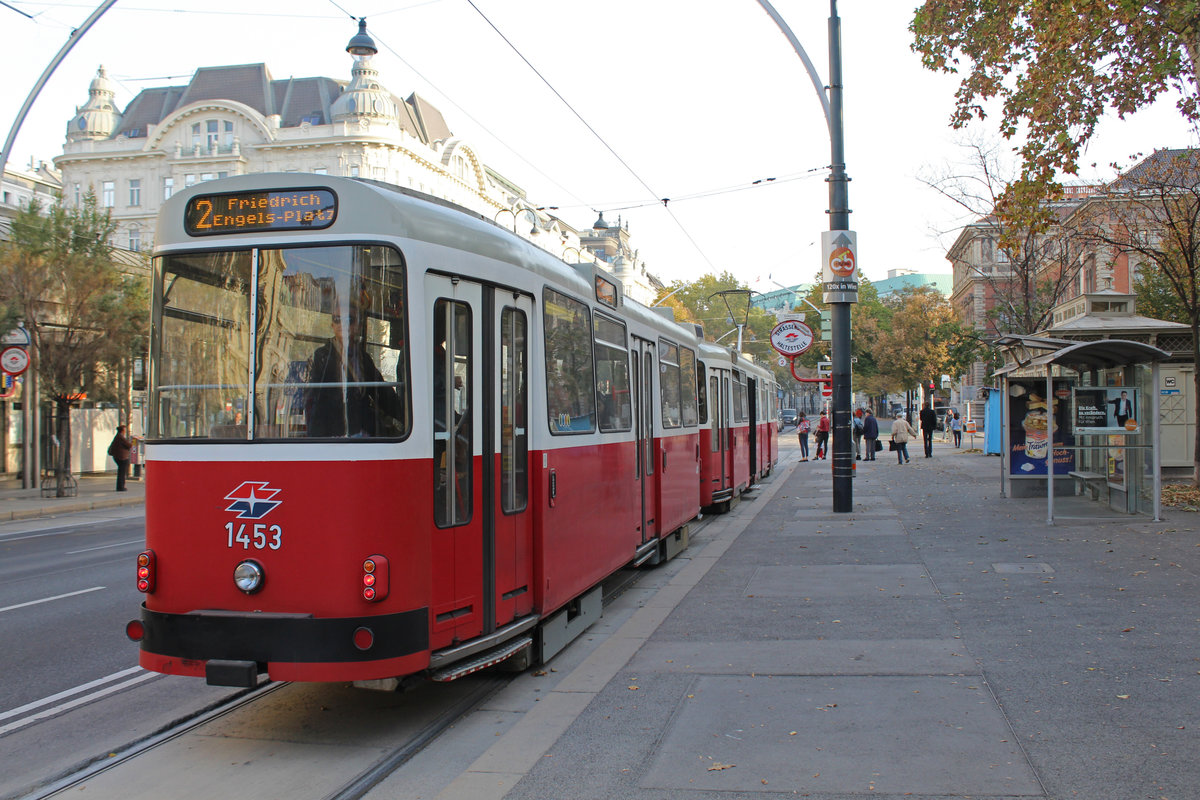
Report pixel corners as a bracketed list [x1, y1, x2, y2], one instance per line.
[993, 334, 1169, 524]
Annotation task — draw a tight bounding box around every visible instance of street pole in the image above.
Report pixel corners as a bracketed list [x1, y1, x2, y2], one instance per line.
[827, 0, 853, 512]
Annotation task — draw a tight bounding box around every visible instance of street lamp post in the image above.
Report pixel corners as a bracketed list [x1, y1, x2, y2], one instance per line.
[758, 0, 855, 512]
[825, 1, 854, 512]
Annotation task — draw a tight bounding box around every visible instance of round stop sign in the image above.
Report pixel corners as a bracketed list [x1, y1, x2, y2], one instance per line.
[820, 382, 832, 399]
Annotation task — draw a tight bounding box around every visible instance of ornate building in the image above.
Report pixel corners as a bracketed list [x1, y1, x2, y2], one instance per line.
[52, 19, 618, 285]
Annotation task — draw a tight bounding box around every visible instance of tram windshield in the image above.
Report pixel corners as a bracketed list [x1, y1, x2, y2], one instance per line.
[153, 245, 410, 440]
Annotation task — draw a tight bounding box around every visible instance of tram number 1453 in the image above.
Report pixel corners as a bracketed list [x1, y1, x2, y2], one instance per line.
[225, 522, 283, 551]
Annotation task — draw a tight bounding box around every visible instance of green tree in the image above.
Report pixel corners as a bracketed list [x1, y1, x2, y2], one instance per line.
[870, 286, 981, 410]
[0, 194, 149, 493]
[911, 2, 1200, 219]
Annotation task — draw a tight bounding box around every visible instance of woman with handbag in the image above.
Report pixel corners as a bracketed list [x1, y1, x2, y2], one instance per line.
[890, 415, 916, 464]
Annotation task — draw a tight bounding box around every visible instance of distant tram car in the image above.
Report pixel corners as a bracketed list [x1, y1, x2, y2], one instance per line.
[126, 174, 777, 686]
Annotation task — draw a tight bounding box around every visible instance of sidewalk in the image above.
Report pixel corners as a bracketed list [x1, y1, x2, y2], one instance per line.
[396, 437, 1200, 800]
[0, 471, 145, 521]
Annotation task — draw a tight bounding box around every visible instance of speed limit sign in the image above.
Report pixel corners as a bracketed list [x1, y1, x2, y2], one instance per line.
[1, 346, 29, 376]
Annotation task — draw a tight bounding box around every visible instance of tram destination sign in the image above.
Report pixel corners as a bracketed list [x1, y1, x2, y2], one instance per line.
[185, 188, 337, 235]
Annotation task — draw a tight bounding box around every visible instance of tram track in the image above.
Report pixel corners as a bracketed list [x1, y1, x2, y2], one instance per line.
[17, 680, 285, 800]
[18, 510, 729, 800]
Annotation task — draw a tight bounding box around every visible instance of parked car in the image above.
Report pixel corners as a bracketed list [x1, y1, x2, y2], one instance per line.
[781, 408, 798, 427]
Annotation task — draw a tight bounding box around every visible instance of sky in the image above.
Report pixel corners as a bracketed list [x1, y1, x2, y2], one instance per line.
[2, 0, 1197, 292]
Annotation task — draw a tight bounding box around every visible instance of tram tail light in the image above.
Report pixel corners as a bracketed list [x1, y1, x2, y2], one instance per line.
[362, 555, 389, 602]
[136, 550, 156, 593]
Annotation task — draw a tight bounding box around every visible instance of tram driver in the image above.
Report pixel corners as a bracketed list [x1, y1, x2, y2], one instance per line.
[305, 300, 403, 437]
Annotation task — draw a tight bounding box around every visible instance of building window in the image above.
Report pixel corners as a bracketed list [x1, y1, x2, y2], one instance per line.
[128, 225, 141, 252]
[349, 165, 360, 178]
[200, 173, 215, 182]
[206, 119, 220, 150]
[164, 177, 175, 200]
[184, 174, 196, 187]
[191, 123, 201, 149]
[128, 179, 141, 207]
[313, 167, 327, 175]
[224, 121, 234, 147]
[74, 183, 81, 206]
[102, 181, 115, 207]
[217, 172, 228, 179]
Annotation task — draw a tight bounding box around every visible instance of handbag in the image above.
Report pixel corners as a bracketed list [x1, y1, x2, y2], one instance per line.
[875, 439, 883, 452]
[888, 439, 897, 451]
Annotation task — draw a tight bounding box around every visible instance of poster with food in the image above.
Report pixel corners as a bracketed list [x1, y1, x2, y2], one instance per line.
[1009, 380, 1075, 476]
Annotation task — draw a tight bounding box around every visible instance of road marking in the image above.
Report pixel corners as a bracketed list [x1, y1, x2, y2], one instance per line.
[0, 666, 143, 722]
[66, 539, 143, 554]
[0, 586, 105, 615]
[0, 670, 157, 736]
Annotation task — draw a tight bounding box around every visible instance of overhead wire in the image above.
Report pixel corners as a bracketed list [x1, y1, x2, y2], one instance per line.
[461, 0, 720, 271]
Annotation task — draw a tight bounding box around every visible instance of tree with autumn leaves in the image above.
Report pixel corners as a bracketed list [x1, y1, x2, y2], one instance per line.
[911, 1, 1200, 220]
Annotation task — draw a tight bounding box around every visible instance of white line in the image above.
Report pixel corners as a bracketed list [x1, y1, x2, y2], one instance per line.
[66, 539, 143, 554]
[0, 666, 143, 723]
[0, 672, 158, 736]
[0, 586, 106, 615]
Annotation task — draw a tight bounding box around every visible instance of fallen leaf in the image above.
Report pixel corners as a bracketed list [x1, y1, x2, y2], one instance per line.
[707, 762, 736, 771]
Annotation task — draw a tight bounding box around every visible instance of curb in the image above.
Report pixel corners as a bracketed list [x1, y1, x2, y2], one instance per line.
[3, 496, 145, 522]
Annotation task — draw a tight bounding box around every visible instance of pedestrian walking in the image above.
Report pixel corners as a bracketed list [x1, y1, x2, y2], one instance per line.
[852, 408, 864, 460]
[951, 411, 963, 447]
[815, 410, 830, 459]
[108, 424, 133, 491]
[919, 403, 938, 458]
[796, 413, 811, 461]
[890, 415, 915, 464]
[862, 408, 879, 460]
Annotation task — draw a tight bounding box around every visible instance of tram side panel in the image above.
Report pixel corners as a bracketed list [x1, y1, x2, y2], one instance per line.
[534, 438, 639, 615]
[657, 429, 701, 536]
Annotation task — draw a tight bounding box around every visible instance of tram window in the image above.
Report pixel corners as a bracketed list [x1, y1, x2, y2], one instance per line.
[659, 340, 683, 429]
[732, 372, 748, 423]
[501, 307, 528, 514]
[543, 288, 595, 434]
[435, 299, 472, 527]
[710, 375, 721, 452]
[697, 363, 708, 425]
[153, 251, 252, 439]
[256, 245, 409, 440]
[594, 314, 631, 432]
[680, 347, 699, 427]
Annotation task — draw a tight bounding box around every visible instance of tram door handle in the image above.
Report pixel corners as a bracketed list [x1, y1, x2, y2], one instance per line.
[662, 447, 667, 472]
[548, 469, 557, 508]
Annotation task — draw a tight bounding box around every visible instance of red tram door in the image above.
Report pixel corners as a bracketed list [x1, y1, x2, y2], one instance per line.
[428, 275, 534, 647]
[710, 371, 730, 491]
[631, 337, 657, 546]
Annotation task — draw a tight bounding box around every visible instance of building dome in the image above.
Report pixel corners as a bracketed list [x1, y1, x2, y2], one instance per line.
[67, 66, 123, 142]
[330, 20, 399, 124]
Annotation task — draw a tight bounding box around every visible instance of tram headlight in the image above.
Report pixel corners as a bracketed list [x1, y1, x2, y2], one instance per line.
[233, 560, 265, 594]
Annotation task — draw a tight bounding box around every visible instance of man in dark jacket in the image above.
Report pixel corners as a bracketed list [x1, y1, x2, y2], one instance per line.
[919, 403, 938, 457]
[108, 425, 133, 491]
[862, 409, 879, 460]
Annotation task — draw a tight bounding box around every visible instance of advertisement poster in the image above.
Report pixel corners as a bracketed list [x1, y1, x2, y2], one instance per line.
[1073, 387, 1139, 435]
[1009, 380, 1075, 476]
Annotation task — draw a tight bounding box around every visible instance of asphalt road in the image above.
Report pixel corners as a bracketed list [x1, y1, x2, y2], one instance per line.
[0, 511, 241, 800]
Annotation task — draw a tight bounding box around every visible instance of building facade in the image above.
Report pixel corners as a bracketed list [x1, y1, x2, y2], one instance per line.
[51, 21, 626, 288]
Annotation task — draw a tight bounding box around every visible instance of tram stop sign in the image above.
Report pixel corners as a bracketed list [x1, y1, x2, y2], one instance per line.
[821, 382, 833, 399]
[770, 319, 815, 357]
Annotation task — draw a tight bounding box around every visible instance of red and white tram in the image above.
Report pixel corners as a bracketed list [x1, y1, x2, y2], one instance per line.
[696, 344, 778, 512]
[126, 173, 775, 687]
